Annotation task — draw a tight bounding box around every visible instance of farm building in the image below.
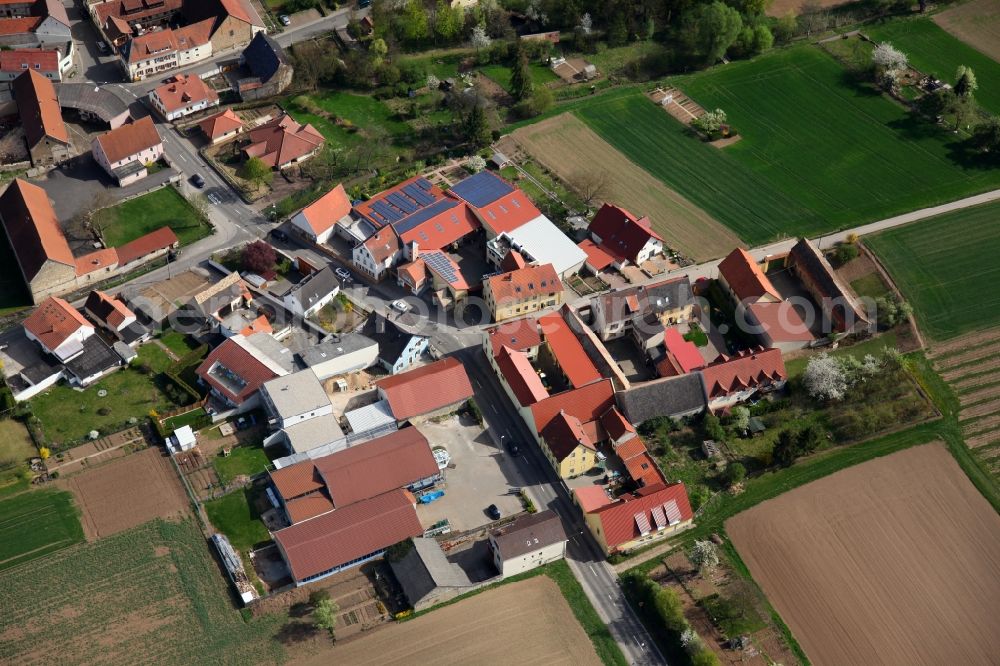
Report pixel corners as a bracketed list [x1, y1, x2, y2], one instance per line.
[390, 537, 481, 611]
[786, 238, 872, 336]
[375, 357, 474, 423]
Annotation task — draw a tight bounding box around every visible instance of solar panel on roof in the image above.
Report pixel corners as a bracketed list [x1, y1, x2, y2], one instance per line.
[372, 201, 401, 223]
[415, 177, 433, 190]
[403, 183, 434, 206]
[387, 192, 417, 214]
[450, 171, 513, 207]
[424, 251, 460, 284]
[392, 199, 455, 234]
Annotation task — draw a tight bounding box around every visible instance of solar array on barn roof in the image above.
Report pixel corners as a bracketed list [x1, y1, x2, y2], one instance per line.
[449, 171, 513, 207]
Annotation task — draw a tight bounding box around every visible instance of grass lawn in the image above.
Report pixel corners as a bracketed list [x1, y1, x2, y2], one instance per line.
[96, 187, 212, 248]
[683, 323, 709, 347]
[158, 330, 199, 357]
[479, 63, 560, 91]
[399, 51, 467, 81]
[138, 343, 173, 373]
[575, 46, 1000, 245]
[866, 200, 1000, 341]
[213, 445, 270, 485]
[285, 91, 410, 150]
[850, 273, 891, 300]
[0, 419, 36, 493]
[866, 18, 1000, 116]
[785, 331, 898, 378]
[0, 489, 83, 571]
[204, 488, 271, 554]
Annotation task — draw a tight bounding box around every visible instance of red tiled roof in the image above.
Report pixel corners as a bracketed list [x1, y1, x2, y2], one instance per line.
[0, 178, 73, 281]
[578, 238, 616, 271]
[700, 347, 786, 400]
[218, 0, 261, 26]
[84, 290, 134, 330]
[173, 17, 214, 50]
[495, 345, 548, 407]
[421, 249, 469, 290]
[13, 70, 68, 149]
[0, 48, 58, 73]
[624, 452, 666, 487]
[312, 427, 438, 506]
[718, 248, 779, 303]
[470, 189, 541, 235]
[487, 263, 562, 307]
[196, 336, 282, 404]
[501, 248, 527, 272]
[487, 317, 541, 356]
[590, 482, 693, 550]
[298, 183, 350, 236]
[394, 201, 480, 251]
[529, 378, 615, 436]
[126, 28, 178, 64]
[274, 489, 422, 582]
[541, 410, 596, 461]
[575, 485, 613, 512]
[361, 226, 400, 263]
[284, 493, 335, 524]
[240, 314, 272, 336]
[0, 17, 41, 36]
[614, 436, 647, 461]
[376, 357, 474, 421]
[75, 248, 118, 275]
[198, 108, 243, 140]
[538, 311, 601, 389]
[397, 258, 427, 287]
[601, 406, 636, 443]
[152, 74, 219, 114]
[93, 0, 183, 26]
[270, 462, 324, 499]
[94, 116, 161, 165]
[661, 327, 705, 376]
[244, 114, 324, 168]
[588, 203, 663, 264]
[23, 297, 92, 351]
[747, 302, 814, 343]
[115, 226, 177, 265]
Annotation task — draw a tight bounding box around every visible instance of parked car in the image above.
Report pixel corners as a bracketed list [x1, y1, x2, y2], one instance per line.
[506, 441, 520, 456]
[190, 173, 205, 188]
[279, 14, 290, 25]
[390, 299, 409, 313]
[335, 267, 352, 282]
[270, 228, 289, 242]
[486, 504, 501, 521]
[97, 41, 109, 54]
[358, 0, 372, 7]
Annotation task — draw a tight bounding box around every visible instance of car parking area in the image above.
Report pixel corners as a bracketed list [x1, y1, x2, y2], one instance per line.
[415, 416, 524, 533]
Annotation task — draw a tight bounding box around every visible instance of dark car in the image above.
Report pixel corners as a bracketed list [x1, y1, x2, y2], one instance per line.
[506, 441, 520, 457]
[486, 504, 501, 521]
[270, 228, 289, 242]
[190, 173, 205, 188]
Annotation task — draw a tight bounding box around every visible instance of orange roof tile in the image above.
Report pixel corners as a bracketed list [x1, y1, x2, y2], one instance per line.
[0, 179, 73, 281]
[75, 248, 118, 275]
[0, 49, 58, 73]
[746, 302, 814, 343]
[152, 74, 219, 114]
[84, 290, 135, 330]
[174, 17, 214, 50]
[376, 357, 474, 421]
[487, 317, 541, 356]
[94, 116, 161, 165]
[700, 348, 786, 400]
[578, 238, 616, 271]
[590, 482, 693, 551]
[537, 311, 601, 389]
[487, 263, 563, 307]
[126, 28, 178, 64]
[397, 258, 427, 286]
[244, 114, 324, 168]
[12, 70, 68, 148]
[115, 226, 177, 265]
[0, 17, 41, 36]
[529, 378, 615, 436]
[298, 183, 350, 236]
[495, 345, 548, 407]
[198, 108, 243, 140]
[23, 297, 92, 351]
[718, 248, 780, 302]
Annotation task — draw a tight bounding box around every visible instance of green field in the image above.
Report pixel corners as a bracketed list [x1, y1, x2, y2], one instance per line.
[866, 200, 1000, 341]
[0, 490, 83, 571]
[285, 91, 411, 148]
[0, 519, 283, 664]
[575, 46, 1000, 244]
[0, 419, 36, 494]
[479, 63, 560, 90]
[96, 187, 212, 248]
[866, 18, 1000, 115]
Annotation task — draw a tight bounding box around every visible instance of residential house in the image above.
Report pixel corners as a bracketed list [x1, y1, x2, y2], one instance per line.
[260, 368, 343, 455]
[493, 345, 548, 408]
[616, 372, 707, 427]
[183, 0, 264, 53]
[173, 18, 214, 67]
[121, 28, 178, 82]
[575, 482, 693, 555]
[91, 116, 163, 186]
[242, 114, 324, 169]
[23, 296, 94, 362]
[483, 262, 563, 323]
[537, 310, 603, 390]
[149, 73, 219, 121]
[0, 48, 61, 86]
[28, 0, 71, 46]
[591, 277, 694, 343]
[198, 108, 243, 145]
[362, 313, 428, 374]
[352, 225, 400, 281]
[0, 0, 70, 48]
[527, 379, 615, 476]
[237, 31, 292, 101]
[585, 203, 664, 269]
[786, 238, 872, 335]
[396, 257, 428, 296]
[700, 347, 787, 410]
[90, 0, 183, 35]
[399, 248, 470, 310]
[195, 332, 294, 413]
[282, 266, 339, 318]
[12, 68, 69, 165]
[289, 183, 351, 245]
[717, 248, 780, 306]
[654, 327, 704, 378]
[390, 537, 480, 611]
[375, 356, 474, 423]
[83, 290, 149, 346]
[299, 332, 378, 381]
[489, 510, 567, 577]
[483, 317, 542, 361]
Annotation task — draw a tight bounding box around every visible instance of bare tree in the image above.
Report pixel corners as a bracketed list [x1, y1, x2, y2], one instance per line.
[574, 170, 609, 207]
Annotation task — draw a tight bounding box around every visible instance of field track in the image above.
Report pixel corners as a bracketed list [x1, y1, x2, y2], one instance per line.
[934, 0, 1000, 64]
[292, 577, 602, 666]
[511, 113, 739, 261]
[727, 443, 1000, 666]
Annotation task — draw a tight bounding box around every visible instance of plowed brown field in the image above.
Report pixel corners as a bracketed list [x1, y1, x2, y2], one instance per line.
[56, 448, 190, 540]
[727, 444, 1000, 666]
[292, 577, 602, 666]
[934, 0, 1000, 63]
[511, 113, 740, 261]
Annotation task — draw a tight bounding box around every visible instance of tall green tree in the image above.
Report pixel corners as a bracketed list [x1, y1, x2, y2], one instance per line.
[955, 65, 978, 99]
[509, 48, 533, 101]
[463, 103, 491, 148]
[401, 0, 429, 43]
[239, 156, 272, 189]
[681, 1, 743, 64]
[434, 0, 461, 43]
[313, 598, 339, 638]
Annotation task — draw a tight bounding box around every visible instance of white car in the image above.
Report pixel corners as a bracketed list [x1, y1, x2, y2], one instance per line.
[279, 14, 291, 25]
[390, 299, 409, 313]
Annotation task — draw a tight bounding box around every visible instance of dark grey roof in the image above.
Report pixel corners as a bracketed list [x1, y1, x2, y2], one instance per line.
[363, 313, 427, 366]
[287, 266, 339, 311]
[242, 31, 287, 82]
[789, 238, 869, 328]
[490, 510, 566, 560]
[20, 355, 63, 385]
[64, 336, 121, 381]
[389, 537, 473, 608]
[597, 277, 693, 326]
[617, 373, 707, 425]
[119, 321, 148, 345]
[299, 331, 378, 368]
[56, 83, 132, 124]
